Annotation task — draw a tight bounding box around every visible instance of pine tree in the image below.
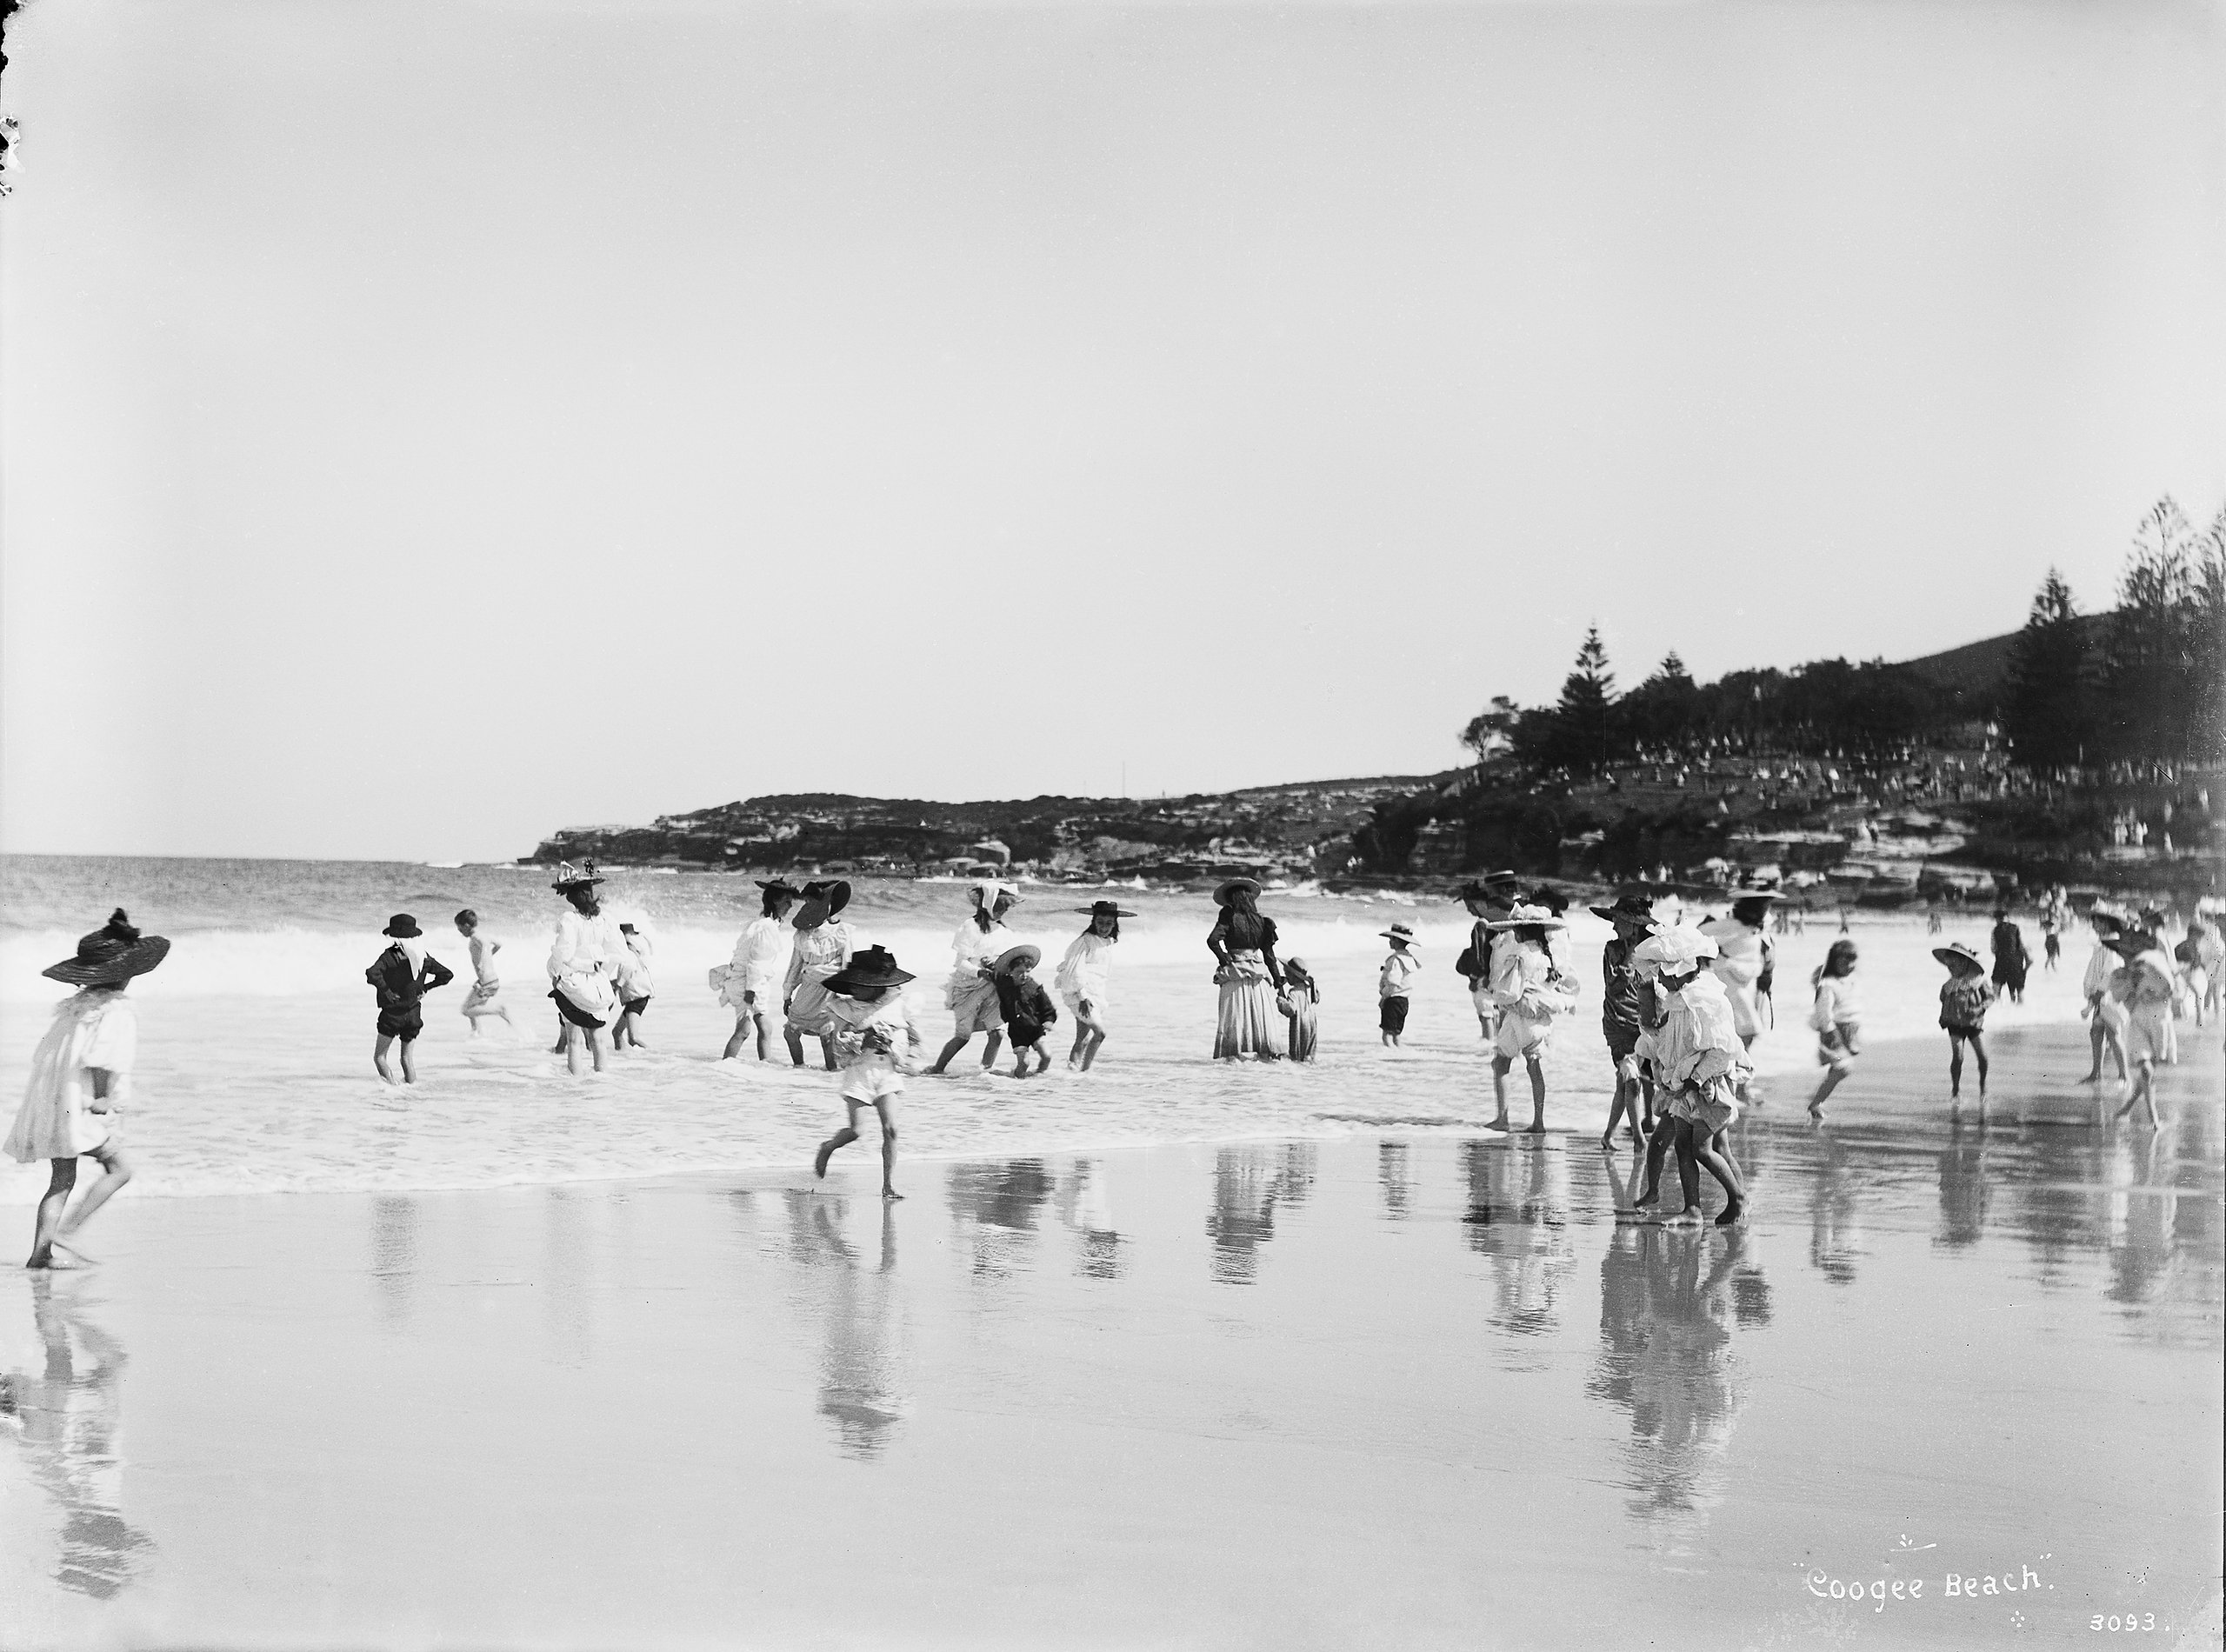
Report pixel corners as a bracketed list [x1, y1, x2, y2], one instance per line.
[1554, 626, 1619, 771]
[2003, 570, 2093, 769]
[2102, 498, 2201, 761]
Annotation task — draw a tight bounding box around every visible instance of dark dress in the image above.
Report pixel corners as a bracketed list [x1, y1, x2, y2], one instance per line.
[1989, 921, 2029, 993]
[367, 945, 454, 1040]
[994, 976, 1059, 1047]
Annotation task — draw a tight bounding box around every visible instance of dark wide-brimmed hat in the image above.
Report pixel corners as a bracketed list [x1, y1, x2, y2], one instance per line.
[993, 944, 1043, 975]
[1075, 901, 1139, 919]
[1381, 923, 1418, 945]
[1932, 942, 1983, 972]
[1727, 889, 1783, 911]
[755, 878, 800, 897]
[1214, 877, 1263, 905]
[550, 860, 604, 893]
[823, 945, 915, 995]
[1590, 889, 1665, 927]
[1456, 870, 1522, 903]
[794, 880, 853, 929]
[383, 914, 423, 939]
[43, 909, 171, 987]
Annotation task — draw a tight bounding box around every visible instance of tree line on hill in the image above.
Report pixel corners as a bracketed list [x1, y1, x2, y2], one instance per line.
[1464, 495, 2225, 776]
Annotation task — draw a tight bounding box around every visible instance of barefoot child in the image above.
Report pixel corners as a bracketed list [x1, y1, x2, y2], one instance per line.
[612, 920, 655, 1050]
[813, 947, 923, 1200]
[1484, 904, 1577, 1134]
[992, 946, 1057, 1077]
[367, 915, 454, 1085]
[1056, 902, 1130, 1072]
[1934, 941, 1994, 1103]
[1378, 924, 1420, 1047]
[1278, 957, 1320, 1062]
[1591, 890, 1663, 1150]
[454, 910, 515, 1035]
[6, 909, 170, 1269]
[2080, 911, 2131, 1084]
[1807, 939, 1861, 1119]
[720, 880, 796, 1062]
[1630, 928, 1750, 1227]
[2109, 930, 2176, 1129]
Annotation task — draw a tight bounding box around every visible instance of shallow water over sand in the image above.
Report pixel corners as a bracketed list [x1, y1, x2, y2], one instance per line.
[2, 1026, 2216, 1649]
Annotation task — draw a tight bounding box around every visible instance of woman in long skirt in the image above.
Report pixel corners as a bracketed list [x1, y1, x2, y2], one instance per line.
[1208, 879, 1284, 1059]
[929, 880, 1022, 1074]
[6, 910, 170, 1269]
[783, 881, 855, 1070]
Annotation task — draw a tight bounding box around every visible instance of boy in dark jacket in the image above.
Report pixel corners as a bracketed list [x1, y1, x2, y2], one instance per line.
[367, 913, 454, 1085]
[991, 946, 1058, 1078]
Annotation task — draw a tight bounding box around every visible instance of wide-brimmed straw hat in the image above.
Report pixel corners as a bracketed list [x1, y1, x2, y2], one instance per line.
[993, 944, 1043, 975]
[383, 914, 423, 939]
[1074, 901, 1139, 918]
[43, 909, 171, 987]
[550, 861, 604, 893]
[794, 880, 853, 929]
[1381, 923, 1418, 945]
[969, 879, 1020, 911]
[1932, 942, 1983, 971]
[823, 945, 915, 995]
[755, 878, 800, 896]
[1485, 903, 1567, 931]
[1283, 956, 1311, 981]
[1214, 877, 1263, 905]
[1456, 870, 1522, 903]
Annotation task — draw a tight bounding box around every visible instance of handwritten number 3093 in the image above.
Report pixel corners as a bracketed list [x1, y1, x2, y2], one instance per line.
[2092, 1615, 2157, 1632]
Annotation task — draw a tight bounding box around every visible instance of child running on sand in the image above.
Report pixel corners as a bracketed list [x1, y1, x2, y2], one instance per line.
[1627, 928, 1749, 1227]
[1378, 924, 1419, 1047]
[453, 910, 514, 1036]
[2107, 930, 2176, 1129]
[6, 909, 170, 1269]
[1056, 902, 1130, 1072]
[1278, 957, 1319, 1062]
[1484, 904, 1577, 1134]
[814, 947, 923, 1200]
[1807, 939, 1861, 1119]
[1934, 941, 1994, 1104]
[612, 921, 654, 1050]
[366, 914, 454, 1085]
[991, 946, 1057, 1077]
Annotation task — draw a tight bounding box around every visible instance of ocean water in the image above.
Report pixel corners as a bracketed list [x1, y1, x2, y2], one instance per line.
[0, 856, 2093, 1205]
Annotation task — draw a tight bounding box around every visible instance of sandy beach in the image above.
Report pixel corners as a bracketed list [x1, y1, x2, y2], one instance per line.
[2, 1020, 2217, 1650]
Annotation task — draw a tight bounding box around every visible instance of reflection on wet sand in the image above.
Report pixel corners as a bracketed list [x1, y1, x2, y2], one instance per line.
[1050, 1160, 1124, 1281]
[948, 1160, 1057, 1282]
[1806, 1137, 1863, 1285]
[368, 1194, 419, 1330]
[1377, 1142, 1412, 1222]
[1205, 1144, 1316, 1285]
[1458, 1140, 1572, 1349]
[1591, 1174, 1768, 1555]
[780, 1192, 908, 1460]
[0, 1279, 155, 1599]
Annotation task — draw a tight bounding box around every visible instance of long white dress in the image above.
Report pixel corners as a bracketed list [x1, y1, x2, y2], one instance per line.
[1698, 917, 1769, 1040]
[4, 989, 137, 1163]
[1055, 933, 1116, 1023]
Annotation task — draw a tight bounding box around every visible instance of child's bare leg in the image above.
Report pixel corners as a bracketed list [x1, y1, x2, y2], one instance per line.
[1080, 1024, 1108, 1071]
[1970, 1032, 1989, 1100]
[981, 1030, 1004, 1071]
[1488, 1055, 1511, 1129]
[1640, 1076, 1656, 1135]
[1603, 1071, 1631, 1150]
[1694, 1130, 1744, 1223]
[1809, 1066, 1846, 1119]
[399, 1039, 419, 1084]
[1636, 1120, 1672, 1207]
[723, 1013, 750, 1061]
[1069, 1023, 1090, 1066]
[57, 1146, 131, 1237]
[27, 1158, 77, 1268]
[816, 1099, 864, 1178]
[1667, 1120, 1703, 1222]
[818, 1035, 838, 1073]
[1523, 1057, 1548, 1133]
[563, 1023, 584, 1076]
[375, 1034, 399, 1084]
[786, 1024, 808, 1067]
[928, 1035, 970, 1074]
[872, 1100, 901, 1198]
[1949, 1036, 1963, 1099]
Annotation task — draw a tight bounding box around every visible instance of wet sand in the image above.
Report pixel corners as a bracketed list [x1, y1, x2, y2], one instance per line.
[2, 1023, 2218, 1649]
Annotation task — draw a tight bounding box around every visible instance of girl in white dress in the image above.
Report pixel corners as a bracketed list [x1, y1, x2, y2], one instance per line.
[5, 910, 170, 1269]
[783, 880, 856, 1070]
[929, 881, 1021, 1075]
[1057, 901, 1131, 1071]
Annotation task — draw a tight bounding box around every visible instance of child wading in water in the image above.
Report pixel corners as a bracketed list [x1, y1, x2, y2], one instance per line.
[1056, 902, 1130, 1072]
[1934, 941, 1994, 1105]
[1807, 939, 1861, 1120]
[1628, 928, 1749, 1227]
[813, 947, 923, 1200]
[1591, 890, 1663, 1150]
[2107, 930, 2176, 1129]
[992, 946, 1058, 1077]
[1279, 957, 1319, 1062]
[1377, 923, 1419, 1047]
[367, 914, 455, 1084]
[612, 920, 655, 1050]
[6, 910, 170, 1269]
[1484, 904, 1577, 1134]
[453, 910, 514, 1036]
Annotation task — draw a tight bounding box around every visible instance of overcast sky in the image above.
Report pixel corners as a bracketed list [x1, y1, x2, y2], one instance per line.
[3, 0, 2221, 863]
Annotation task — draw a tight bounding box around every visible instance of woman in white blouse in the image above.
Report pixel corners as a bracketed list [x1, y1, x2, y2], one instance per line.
[1057, 901, 1133, 1071]
[928, 881, 1023, 1075]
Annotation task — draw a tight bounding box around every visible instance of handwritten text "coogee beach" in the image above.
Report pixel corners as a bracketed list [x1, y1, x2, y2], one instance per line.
[1806, 1563, 2046, 1613]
